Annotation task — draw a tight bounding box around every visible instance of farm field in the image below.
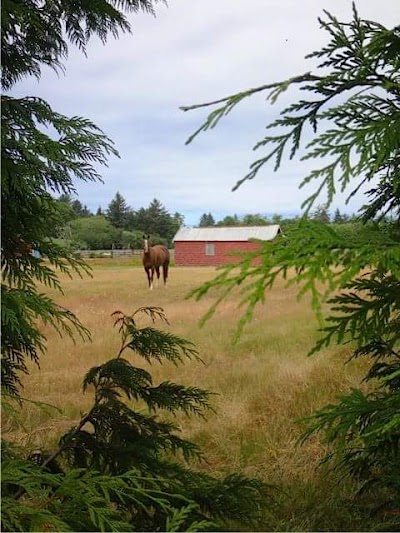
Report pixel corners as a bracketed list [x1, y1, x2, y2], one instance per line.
[7, 261, 388, 531]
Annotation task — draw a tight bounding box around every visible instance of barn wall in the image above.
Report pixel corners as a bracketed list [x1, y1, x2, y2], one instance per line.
[174, 241, 261, 266]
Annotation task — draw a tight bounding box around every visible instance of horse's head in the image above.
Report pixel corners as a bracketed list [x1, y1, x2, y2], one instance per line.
[143, 234, 151, 254]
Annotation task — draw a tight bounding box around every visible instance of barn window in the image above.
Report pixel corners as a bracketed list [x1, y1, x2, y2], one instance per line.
[205, 242, 215, 256]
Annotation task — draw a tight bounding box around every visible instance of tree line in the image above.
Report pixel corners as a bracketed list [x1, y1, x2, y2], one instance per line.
[198, 205, 370, 228]
[59, 191, 390, 252]
[57, 192, 184, 250]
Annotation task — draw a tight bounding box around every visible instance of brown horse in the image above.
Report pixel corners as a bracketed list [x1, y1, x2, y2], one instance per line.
[141, 235, 170, 290]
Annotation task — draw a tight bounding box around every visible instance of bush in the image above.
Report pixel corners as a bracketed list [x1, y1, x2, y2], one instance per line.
[70, 216, 121, 250]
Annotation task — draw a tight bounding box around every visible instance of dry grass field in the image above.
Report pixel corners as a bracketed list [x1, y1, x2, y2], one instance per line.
[6, 259, 385, 531]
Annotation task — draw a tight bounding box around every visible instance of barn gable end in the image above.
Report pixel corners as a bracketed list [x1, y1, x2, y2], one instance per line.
[173, 226, 282, 266]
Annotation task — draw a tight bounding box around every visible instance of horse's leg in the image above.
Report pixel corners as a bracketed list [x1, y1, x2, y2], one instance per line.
[145, 266, 154, 290]
[155, 266, 160, 288]
[162, 262, 169, 287]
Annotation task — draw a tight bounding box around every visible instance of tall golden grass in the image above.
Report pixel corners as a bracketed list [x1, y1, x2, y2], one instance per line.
[6, 261, 382, 530]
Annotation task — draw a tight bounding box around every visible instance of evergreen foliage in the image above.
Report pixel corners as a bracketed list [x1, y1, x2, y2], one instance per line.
[72, 200, 92, 218]
[2, 309, 274, 531]
[1, 0, 164, 90]
[199, 213, 215, 227]
[131, 198, 181, 246]
[183, 4, 400, 511]
[58, 195, 184, 249]
[333, 208, 350, 224]
[311, 204, 330, 224]
[2, 0, 274, 530]
[1, 94, 106, 398]
[106, 191, 132, 229]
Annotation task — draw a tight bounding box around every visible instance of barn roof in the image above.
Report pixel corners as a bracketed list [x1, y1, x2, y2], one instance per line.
[173, 225, 282, 242]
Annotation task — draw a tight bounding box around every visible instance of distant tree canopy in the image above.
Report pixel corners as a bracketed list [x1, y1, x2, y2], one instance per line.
[131, 198, 181, 245]
[216, 214, 240, 226]
[198, 211, 351, 228]
[199, 212, 216, 226]
[59, 188, 361, 249]
[332, 208, 350, 224]
[57, 193, 184, 248]
[70, 216, 121, 250]
[242, 213, 271, 226]
[196, 209, 363, 229]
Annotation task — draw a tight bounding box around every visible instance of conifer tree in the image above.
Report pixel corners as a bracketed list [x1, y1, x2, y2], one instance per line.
[106, 191, 132, 228]
[333, 208, 347, 224]
[133, 199, 182, 246]
[183, 4, 400, 510]
[199, 213, 215, 227]
[1, 0, 274, 530]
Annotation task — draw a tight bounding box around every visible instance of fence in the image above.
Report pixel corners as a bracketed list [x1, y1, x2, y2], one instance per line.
[77, 249, 175, 259]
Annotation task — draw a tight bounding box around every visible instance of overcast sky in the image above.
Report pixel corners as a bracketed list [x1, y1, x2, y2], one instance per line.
[13, 0, 397, 225]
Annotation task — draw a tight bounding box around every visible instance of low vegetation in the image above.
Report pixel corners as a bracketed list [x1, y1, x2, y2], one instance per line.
[5, 263, 397, 531]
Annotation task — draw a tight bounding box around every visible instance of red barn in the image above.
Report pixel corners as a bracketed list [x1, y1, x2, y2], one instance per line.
[173, 226, 282, 266]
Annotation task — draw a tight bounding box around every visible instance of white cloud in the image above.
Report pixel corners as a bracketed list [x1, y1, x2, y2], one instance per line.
[12, 0, 397, 225]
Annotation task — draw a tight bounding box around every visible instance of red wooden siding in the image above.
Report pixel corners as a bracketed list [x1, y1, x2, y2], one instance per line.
[174, 241, 262, 266]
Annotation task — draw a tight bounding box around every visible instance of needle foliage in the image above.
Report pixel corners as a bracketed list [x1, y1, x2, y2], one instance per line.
[2, 309, 274, 531]
[183, 3, 400, 512]
[1, 1, 274, 530]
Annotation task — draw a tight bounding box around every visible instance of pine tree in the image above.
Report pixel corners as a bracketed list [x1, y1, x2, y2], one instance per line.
[199, 213, 209, 227]
[106, 191, 132, 228]
[146, 198, 171, 235]
[173, 211, 185, 226]
[333, 208, 342, 224]
[134, 199, 181, 246]
[199, 213, 215, 227]
[183, 4, 400, 511]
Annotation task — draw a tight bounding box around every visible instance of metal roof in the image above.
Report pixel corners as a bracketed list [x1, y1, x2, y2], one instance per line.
[173, 225, 282, 242]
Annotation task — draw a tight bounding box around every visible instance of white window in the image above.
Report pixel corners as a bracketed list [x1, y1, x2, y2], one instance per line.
[205, 242, 215, 256]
